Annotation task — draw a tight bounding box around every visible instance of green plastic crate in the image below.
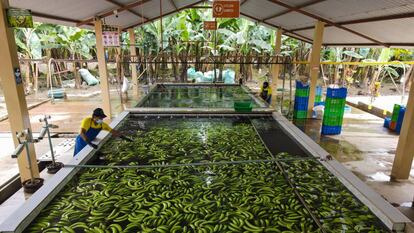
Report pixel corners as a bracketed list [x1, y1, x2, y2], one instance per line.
[295, 89, 310, 97]
[315, 95, 322, 103]
[234, 102, 253, 112]
[323, 116, 344, 126]
[391, 104, 401, 121]
[294, 110, 308, 119]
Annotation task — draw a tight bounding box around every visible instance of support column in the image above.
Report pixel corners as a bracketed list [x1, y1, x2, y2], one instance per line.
[271, 29, 282, 107]
[391, 81, 414, 179]
[128, 28, 138, 96]
[307, 21, 325, 117]
[0, 0, 39, 182]
[94, 18, 112, 118]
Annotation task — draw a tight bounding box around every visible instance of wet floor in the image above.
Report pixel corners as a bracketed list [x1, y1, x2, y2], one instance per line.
[294, 107, 414, 206]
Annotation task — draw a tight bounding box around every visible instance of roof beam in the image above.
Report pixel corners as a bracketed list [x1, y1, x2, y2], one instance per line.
[169, 0, 178, 10]
[291, 11, 414, 31]
[240, 12, 313, 43]
[241, 0, 249, 6]
[323, 43, 414, 47]
[31, 12, 95, 26]
[123, 0, 206, 30]
[104, 0, 148, 20]
[267, 0, 388, 47]
[77, 0, 152, 27]
[263, 0, 326, 22]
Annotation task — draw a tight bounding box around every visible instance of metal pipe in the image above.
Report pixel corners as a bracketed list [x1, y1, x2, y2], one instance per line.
[24, 141, 35, 183]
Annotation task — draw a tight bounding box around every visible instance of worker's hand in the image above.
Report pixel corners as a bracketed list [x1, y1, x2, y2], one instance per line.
[88, 142, 98, 149]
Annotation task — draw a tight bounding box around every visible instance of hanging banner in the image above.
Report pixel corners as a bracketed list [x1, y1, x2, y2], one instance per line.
[213, 0, 240, 18]
[204, 21, 217, 30]
[6, 8, 33, 28]
[102, 25, 120, 47]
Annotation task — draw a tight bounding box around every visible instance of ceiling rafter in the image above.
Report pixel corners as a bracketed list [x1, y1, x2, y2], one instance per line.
[104, 0, 148, 21]
[77, 0, 152, 27]
[169, 0, 178, 10]
[123, 0, 206, 30]
[240, 12, 313, 43]
[291, 11, 414, 32]
[267, 0, 388, 47]
[241, 0, 249, 6]
[262, 0, 326, 22]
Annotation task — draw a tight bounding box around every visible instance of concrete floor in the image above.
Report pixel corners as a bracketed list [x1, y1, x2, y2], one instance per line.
[0, 85, 143, 187]
[294, 107, 414, 207]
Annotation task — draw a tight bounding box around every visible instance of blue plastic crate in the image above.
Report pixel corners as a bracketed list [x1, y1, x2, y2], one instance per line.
[294, 102, 309, 111]
[383, 117, 391, 129]
[397, 107, 406, 124]
[321, 125, 342, 135]
[314, 101, 325, 107]
[327, 87, 347, 99]
[294, 96, 309, 104]
[296, 80, 310, 89]
[294, 96, 309, 111]
[316, 86, 323, 96]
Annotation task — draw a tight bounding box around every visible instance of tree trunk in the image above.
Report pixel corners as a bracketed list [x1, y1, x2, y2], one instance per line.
[24, 60, 32, 93]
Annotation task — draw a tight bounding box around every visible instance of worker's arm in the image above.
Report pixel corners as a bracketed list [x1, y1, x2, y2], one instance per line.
[80, 128, 98, 149]
[102, 122, 122, 137]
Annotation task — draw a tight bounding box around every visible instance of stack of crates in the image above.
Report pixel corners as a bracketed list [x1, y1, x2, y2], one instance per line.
[321, 87, 347, 135]
[293, 81, 310, 119]
[314, 86, 324, 106]
[384, 104, 405, 134]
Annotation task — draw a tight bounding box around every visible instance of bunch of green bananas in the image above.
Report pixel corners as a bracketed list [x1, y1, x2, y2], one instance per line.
[26, 119, 388, 232]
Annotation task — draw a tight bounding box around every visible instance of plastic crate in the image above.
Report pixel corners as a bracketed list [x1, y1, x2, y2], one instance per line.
[294, 110, 308, 119]
[391, 104, 401, 121]
[325, 98, 346, 106]
[316, 86, 323, 96]
[321, 125, 342, 135]
[234, 102, 252, 112]
[314, 101, 325, 107]
[295, 88, 310, 97]
[383, 117, 391, 129]
[327, 87, 347, 99]
[294, 102, 308, 111]
[389, 121, 397, 130]
[315, 95, 322, 103]
[296, 80, 310, 89]
[323, 115, 344, 126]
[396, 106, 406, 125]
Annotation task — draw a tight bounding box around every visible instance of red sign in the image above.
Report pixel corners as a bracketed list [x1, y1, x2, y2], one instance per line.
[213, 0, 240, 18]
[204, 21, 217, 30]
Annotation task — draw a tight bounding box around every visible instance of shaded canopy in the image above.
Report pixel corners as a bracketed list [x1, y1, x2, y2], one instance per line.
[9, 0, 414, 47]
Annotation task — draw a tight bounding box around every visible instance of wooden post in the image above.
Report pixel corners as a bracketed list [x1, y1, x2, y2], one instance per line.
[391, 81, 414, 179]
[94, 18, 112, 118]
[0, 0, 39, 182]
[128, 28, 138, 96]
[271, 29, 283, 106]
[307, 21, 325, 117]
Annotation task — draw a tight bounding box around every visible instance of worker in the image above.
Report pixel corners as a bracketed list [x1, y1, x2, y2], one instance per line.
[260, 81, 272, 104]
[73, 108, 121, 156]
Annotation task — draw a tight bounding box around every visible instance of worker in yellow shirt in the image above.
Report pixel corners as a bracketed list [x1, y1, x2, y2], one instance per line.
[73, 108, 121, 156]
[260, 81, 272, 104]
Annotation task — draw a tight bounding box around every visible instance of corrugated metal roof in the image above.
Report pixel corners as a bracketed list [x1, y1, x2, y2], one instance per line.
[8, 0, 414, 47]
